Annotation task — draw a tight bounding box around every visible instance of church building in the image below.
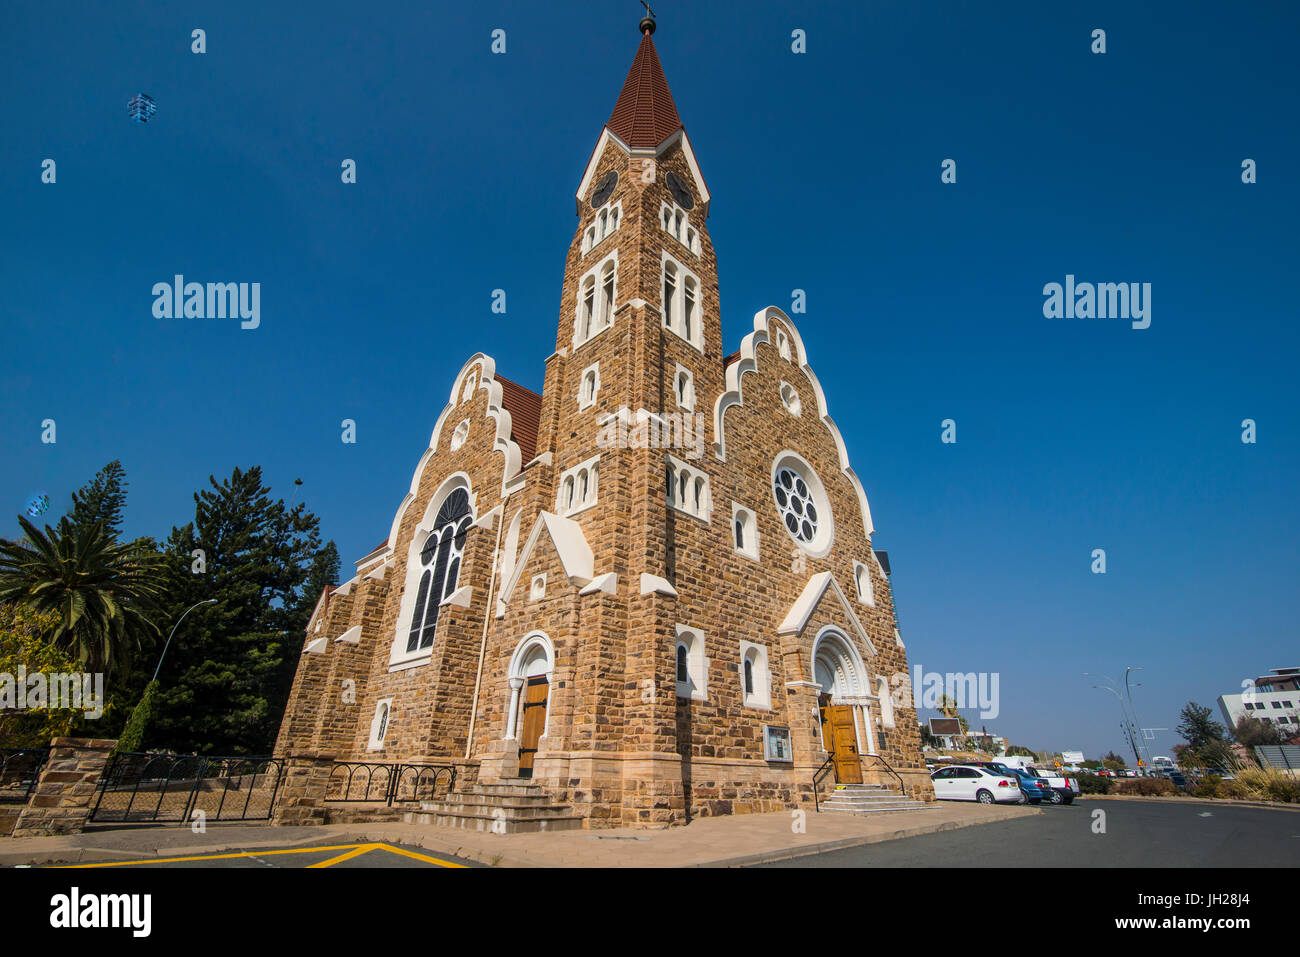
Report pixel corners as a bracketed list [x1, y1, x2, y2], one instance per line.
[275, 15, 934, 827]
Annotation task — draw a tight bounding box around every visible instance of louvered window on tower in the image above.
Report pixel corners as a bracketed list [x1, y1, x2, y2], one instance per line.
[661, 255, 702, 349]
[574, 252, 618, 348]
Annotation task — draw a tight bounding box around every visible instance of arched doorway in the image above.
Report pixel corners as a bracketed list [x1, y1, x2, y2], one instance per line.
[812, 629, 869, 784]
[506, 634, 553, 779]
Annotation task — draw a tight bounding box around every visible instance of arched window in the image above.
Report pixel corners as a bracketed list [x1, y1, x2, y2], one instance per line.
[683, 277, 697, 341]
[580, 277, 596, 340]
[744, 659, 754, 695]
[676, 644, 688, 683]
[405, 488, 472, 653]
[734, 517, 744, 550]
[600, 261, 616, 329]
[663, 262, 677, 330]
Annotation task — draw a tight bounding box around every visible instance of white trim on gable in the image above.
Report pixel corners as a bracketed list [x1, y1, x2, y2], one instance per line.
[498, 511, 596, 608]
[713, 307, 875, 539]
[777, 571, 878, 656]
[386, 354, 525, 550]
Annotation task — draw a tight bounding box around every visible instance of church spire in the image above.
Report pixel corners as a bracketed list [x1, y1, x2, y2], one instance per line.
[606, 10, 682, 150]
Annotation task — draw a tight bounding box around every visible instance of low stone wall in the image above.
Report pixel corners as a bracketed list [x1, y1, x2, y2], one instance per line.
[270, 750, 336, 826]
[11, 738, 117, 838]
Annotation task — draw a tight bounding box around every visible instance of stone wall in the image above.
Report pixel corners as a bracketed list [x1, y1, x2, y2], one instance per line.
[11, 738, 116, 837]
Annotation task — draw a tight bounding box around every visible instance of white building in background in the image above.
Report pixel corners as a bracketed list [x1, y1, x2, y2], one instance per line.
[1217, 667, 1300, 731]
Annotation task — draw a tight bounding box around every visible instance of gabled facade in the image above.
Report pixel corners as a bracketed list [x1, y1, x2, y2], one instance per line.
[275, 17, 933, 826]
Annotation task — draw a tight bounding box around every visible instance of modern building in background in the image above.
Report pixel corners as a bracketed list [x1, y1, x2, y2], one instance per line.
[1217, 667, 1300, 730]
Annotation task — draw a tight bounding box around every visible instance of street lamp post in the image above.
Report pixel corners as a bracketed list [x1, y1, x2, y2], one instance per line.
[1124, 667, 1153, 771]
[1086, 673, 1144, 770]
[152, 599, 218, 682]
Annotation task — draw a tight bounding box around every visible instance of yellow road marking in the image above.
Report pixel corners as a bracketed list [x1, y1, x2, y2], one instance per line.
[369, 843, 467, 868]
[57, 841, 469, 869]
[306, 844, 378, 868]
[60, 844, 370, 868]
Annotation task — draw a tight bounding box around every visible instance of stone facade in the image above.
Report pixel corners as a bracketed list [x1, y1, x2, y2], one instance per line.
[11, 737, 116, 837]
[274, 25, 933, 827]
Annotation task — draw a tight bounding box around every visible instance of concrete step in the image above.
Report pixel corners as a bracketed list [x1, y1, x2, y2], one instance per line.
[403, 807, 584, 834]
[466, 786, 550, 800]
[419, 800, 577, 821]
[821, 800, 932, 813]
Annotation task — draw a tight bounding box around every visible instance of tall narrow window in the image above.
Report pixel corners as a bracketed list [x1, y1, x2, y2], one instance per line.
[581, 278, 595, 340]
[744, 659, 754, 696]
[406, 488, 472, 653]
[600, 262, 615, 330]
[676, 644, 688, 683]
[734, 517, 745, 550]
[683, 278, 697, 342]
[663, 263, 677, 331]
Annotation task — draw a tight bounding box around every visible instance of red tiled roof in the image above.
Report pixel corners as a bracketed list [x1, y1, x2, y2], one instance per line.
[496, 374, 542, 464]
[607, 31, 682, 149]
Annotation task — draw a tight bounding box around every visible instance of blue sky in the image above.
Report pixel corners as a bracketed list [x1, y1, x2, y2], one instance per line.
[2, 1, 1297, 760]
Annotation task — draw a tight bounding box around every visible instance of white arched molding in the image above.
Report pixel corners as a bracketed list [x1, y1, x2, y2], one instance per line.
[387, 473, 476, 670]
[385, 354, 524, 555]
[712, 307, 875, 539]
[811, 625, 877, 756]
[504, 632, 555, 740]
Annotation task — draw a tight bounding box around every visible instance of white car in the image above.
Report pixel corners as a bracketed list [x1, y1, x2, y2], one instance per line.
[930, 765, 1023, 804]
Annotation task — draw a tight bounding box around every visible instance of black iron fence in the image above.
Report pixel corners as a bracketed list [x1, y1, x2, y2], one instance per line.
[326, 761, 456, 806]
[89, 752, 284, 824]
[0, 747, 50, 804]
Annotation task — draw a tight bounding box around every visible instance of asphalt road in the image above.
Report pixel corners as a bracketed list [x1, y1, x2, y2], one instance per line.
[755, 800, 1300, 867]
[57, 841, 483, 869]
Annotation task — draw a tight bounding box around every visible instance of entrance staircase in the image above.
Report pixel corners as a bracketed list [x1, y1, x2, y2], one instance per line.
[404, 779, 584, 834]
[818, 783, 933, 815]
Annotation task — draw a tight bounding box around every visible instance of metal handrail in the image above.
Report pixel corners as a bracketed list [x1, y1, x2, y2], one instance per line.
[812, 753, 836, 812]
[864, 752, 907, 797]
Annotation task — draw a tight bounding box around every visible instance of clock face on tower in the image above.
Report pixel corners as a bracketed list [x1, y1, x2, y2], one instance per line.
[590, 171, 618, 208]
[665, 170, 695, 210]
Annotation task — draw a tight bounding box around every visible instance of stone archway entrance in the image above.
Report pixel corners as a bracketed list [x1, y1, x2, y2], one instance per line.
[507, 634, 553, 779]
[813, 630, 869, 784]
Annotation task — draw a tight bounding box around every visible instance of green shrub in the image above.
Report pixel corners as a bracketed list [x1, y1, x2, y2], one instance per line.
[1191, 775, 1223, 798]
[1113, 777, 1176, 797]
[1075, 774, 1112, 795]
[115, 679, 157, 754]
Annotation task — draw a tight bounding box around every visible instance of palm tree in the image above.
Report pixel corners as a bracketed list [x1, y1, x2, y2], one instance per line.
[0, 516, 167, 674]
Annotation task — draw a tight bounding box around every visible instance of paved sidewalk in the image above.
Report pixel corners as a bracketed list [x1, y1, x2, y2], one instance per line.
[1, 803, 1035, 868]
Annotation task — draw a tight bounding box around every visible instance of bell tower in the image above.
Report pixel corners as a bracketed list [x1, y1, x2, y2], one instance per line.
[525, 12, 723, 823]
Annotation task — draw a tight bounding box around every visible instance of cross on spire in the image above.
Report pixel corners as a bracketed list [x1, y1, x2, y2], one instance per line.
[639, 1, 657, 35]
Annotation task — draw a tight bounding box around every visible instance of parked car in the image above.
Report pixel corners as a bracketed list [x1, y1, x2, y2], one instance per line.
[1030, 769, 1078, 804]
[968, 762, 1051, 804]
[929, 765, 1023, 804]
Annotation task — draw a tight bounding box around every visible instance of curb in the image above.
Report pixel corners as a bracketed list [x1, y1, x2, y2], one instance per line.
[0, 828, 338, 868]
[1081, 795, 1300, 812]
[695, 807, 1040, 868]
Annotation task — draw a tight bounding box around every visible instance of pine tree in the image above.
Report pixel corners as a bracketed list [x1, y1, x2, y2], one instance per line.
[67, 461, 129, 539]
[148, 467, 323, 754]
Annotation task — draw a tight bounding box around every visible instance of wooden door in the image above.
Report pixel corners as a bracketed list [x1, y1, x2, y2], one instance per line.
[828, 705, 863, 784]
[518, 676, 549, 778]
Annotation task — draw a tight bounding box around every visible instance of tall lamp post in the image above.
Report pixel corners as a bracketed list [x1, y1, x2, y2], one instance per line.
[1124, 666, 1152, 771]
[152, 599, 218, 683]
[1086, 673, 1143, 770]
[118, 599, 217, 753]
